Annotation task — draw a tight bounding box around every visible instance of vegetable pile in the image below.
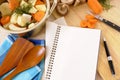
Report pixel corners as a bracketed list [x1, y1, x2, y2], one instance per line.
[80, 14, 98, 28]
[80, 0, 112, 29]
[0, 0, 46, 31]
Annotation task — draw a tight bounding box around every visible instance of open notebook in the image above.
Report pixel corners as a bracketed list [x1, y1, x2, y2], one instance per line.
[45, 21, 101, 80]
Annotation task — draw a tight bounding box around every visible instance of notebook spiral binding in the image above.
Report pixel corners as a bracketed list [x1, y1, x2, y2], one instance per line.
[46, 26, 61, 80]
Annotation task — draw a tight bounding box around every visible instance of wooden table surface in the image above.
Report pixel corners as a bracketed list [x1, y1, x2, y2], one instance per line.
[52, 0, 120, 80]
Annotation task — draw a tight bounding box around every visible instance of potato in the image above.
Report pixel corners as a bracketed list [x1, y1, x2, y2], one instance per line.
[0, 2, 12, 16]
[35, 5, 46, 12]
[20, 0, 29, 7]
[29, 7, 37, 13]
[9, 24, 26, 31]
[28, 0, 37, 6]
[10, 13, 19, 24]
[17, 14, 31, 27]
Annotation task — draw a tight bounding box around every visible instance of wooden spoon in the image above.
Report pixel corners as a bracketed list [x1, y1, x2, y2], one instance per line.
[0, 38, 34, 76]
[3, 46, 45, 80]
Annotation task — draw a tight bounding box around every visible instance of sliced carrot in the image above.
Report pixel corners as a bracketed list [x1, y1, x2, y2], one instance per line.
[8, 0, 19, 10]
[87, 22, 96, 28]
[0, 16, 10, 25]
[88, 18, 98, 24]
[80, 20, 88, 28]
[87, 0, 103, 14]
[32, 11, 45, 22]
[86, 14, 95, 20]
[35, 0, 44, 5]
[80, 14, 98, 28]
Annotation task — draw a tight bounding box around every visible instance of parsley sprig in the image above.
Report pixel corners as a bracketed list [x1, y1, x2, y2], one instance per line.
[14, 4, 32, 14]
[98, 0, 112, 10]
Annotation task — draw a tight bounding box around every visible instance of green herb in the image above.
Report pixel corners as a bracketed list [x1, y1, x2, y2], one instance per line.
[14, 4, 32, 14]
[98, 0, 112, 10]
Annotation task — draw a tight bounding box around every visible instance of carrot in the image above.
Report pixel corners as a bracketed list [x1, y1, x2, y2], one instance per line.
[0, 16, 10, 25]
[86, 14, 95, 20]
[87, 22, 96, 28]
[80, 19, 97, 28]
[80, 14, 98, 28]
[88, 18, 98, 24]
[32, 11, 45, 22]
[35, 0, 44, 5]
[87, 0, 103, 14]
[8, 0, 19, 10]
[80, 20, 88, 28]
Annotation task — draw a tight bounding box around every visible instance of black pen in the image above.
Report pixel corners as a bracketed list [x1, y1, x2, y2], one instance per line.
[103, 38, 115, 75]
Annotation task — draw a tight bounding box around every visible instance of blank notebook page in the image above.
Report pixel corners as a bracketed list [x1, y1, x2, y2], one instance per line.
[45, 22, 101, 80]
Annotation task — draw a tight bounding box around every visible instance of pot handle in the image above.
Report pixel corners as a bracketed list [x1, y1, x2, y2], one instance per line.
[47, 0, 57, 17]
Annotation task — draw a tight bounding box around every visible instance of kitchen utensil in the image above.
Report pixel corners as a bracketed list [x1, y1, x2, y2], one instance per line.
[0, 38, 34, 76]
[88, 11, 120, 32]
[3, 46, 45, 80]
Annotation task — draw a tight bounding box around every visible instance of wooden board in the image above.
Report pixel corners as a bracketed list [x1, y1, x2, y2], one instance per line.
[52, 0, 120, 80]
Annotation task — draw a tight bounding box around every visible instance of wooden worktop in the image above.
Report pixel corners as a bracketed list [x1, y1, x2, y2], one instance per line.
[52, 0, 120, 80]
